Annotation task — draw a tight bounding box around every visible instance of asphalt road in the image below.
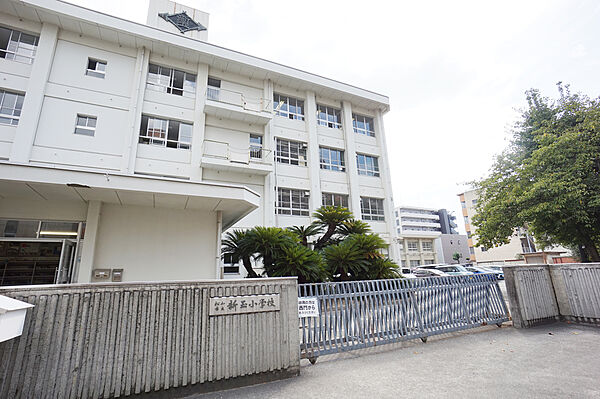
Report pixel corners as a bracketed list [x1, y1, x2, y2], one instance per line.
[191, 322, 600, 399]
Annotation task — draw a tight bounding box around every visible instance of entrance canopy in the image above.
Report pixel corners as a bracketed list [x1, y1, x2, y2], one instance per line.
[0, 163, 259, 229]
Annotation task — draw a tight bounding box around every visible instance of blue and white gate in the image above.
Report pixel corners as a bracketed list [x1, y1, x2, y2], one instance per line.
[298, 274, 510, 361]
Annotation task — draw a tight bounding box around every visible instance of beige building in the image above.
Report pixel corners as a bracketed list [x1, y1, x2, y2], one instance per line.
[459, 189, 548, 265]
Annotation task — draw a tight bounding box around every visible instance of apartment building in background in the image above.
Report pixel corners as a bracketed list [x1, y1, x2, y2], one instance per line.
[0, 0, 397, 285]
[394, 206, 440, 267]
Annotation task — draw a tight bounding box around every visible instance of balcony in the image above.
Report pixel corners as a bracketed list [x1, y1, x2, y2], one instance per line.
[201, 139, 273, 175]
[204, 87, 272, 125]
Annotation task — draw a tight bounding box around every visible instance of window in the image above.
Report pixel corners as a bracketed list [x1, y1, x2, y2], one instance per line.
[223, 253, 239, 274]
[207, 76, 221, 100]
[139, 115, 192, 149]
[273, 93, 304, 120]
[481, 246, 488, 252]
[250, 135, 263, 159]
[319, 147, 345, 171]
[410, 260, 421, 267]
[467, 231, 472, 238]
[276, 138, 307, 166]
[85, 58, 106, 78]
[276, 188, 309, 216]
[464, 216, 469, 224]
[322, 192, 349, 208]
[469, 247, 475, 255]
[360, 197, 385, 221]
[461, 201, 466, 208]
[472, 199, 478, 205]
[407, 241, 419, 252]
[421, 241, 433, 251]
[147, 63, 196, 98]
[0, 26, 38, 64]
[356, 154, 380, 177]
[396, 219, 399, 226]
[352, 113, 375, 137]
[316, 104, 342, 129]
[424, 259, 435, 265]
[0, 90, 24, 126]
[74, 115, 97, 136]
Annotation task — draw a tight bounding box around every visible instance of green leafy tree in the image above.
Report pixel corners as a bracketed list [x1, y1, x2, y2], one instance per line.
[473, 83, 600, 262]
[242, 227, 297, 275]
[452, 252, 462, 264]
[363, 258, 402, 280]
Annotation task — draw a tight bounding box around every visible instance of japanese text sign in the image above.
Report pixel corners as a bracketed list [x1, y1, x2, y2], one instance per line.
[209, 294, 280, 316]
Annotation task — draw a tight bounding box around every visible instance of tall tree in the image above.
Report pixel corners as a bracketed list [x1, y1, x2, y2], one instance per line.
[221, 230, 258, 278]
[312, 206, 353, 250]
[472, 83, 600, 262]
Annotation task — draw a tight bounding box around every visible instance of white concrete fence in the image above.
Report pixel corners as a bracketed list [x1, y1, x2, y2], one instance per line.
[0, 278, 299, 398]
[503, 263, 600, 328]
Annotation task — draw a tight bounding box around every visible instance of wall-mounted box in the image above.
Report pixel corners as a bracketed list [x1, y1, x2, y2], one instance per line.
[0, 295, 34, 342]
[93, 269, 111, 279]
[112, 269, 123, 282]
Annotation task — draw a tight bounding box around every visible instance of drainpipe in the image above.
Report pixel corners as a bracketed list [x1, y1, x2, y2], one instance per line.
[215, 211, 223, 279]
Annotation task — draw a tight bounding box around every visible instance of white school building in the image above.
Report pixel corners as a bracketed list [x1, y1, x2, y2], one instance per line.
[0, 0, 397, 285]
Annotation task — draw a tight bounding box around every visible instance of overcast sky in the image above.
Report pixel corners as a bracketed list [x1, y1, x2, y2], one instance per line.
[72, 0, 600, 233]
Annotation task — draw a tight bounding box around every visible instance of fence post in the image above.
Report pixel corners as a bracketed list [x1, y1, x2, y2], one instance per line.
[502, 266, 526, 328]
[548, 265, 573, 318]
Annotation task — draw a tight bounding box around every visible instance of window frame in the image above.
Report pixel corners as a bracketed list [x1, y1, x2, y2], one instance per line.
[276, 138, 307, 166]
[74, 114, 97, 137]
[0, 89, 25, 126]
[250, 134, 263, 159]
[360, 196, 385, 221]
[316, 104, 342, 129]
[138, 114, 193, 150]
[319, 146, 345, 172]
[273, 93, 305, 121]
[85, 58, 107, 79]
[407, 241, 419, 252]
[421, 241, 433, 252]
[146, 63, 197, 98]
[356, 153, 380, 177]
[352, 113, 375, 137]
[0, 26, 39, 64]
[321, 192, 349, 208]
[276, 187, 310, 216]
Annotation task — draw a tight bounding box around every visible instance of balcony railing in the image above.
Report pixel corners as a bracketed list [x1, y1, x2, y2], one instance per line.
[203, 139, 271, 165]
[206, 86, 271, 113]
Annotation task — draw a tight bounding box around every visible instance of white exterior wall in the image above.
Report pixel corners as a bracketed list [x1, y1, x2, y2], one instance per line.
[92, 204, 217, 282]
[0, 0, 396, 282]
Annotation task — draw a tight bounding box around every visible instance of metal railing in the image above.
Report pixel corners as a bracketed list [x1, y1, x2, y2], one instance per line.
[203, 139, 271, 164]
[298, 274, 509, 361]
[206, 86, 271, 112]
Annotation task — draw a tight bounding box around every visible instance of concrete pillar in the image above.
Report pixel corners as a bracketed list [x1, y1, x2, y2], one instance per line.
[189, 63, 209, 181]
[77, 201, 102, 283]
[124, 47, 150, 173]
[263, 80, 275, 226]
[9, 23, 59, 163]
[341, 101, 361, 218]
[375, 109, 399, 262]
[305, 91, 321, 214]
[215, 210, 223, 279]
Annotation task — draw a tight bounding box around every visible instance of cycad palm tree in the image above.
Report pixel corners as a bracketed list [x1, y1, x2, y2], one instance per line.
[242, 226, 297, 276]
[336, 219, 371, 236]
[221, 230, 258, 278]
[346, 233, 387, 260]
[313, 206, 353, 250]
[271, 244, 326, 283]
[363, 257, 402, 280]
[323, 240, 369, 281]
[287, 223, 323, 247]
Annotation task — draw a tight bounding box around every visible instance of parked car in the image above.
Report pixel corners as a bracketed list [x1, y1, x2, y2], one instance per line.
[466, 266, 500, 279]
[480, 265, 505, 280]
[401, 268, 418, 279]
[435, 265, 474, 276]
[413, 268, 449, 278]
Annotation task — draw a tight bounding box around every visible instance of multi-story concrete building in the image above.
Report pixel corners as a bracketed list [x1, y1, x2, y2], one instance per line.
[435, 233, 469, 264]
[0, 0, 397, 285]
[394, 206, 440, 267]
[459, 189, 537, 265]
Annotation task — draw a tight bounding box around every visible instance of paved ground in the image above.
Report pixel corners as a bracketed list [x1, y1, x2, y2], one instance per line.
[192, 323, 600, 399]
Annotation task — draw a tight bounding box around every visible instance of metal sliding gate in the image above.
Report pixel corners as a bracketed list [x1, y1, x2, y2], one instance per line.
[298, 274, 510, 361]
